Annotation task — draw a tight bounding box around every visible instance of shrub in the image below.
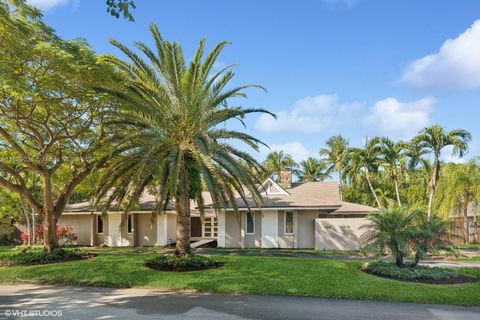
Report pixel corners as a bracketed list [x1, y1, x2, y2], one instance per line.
[145, 254, 222, 272]
[362, 261, 468, 284]
[0, 246, 88, 267]
[20, 224, 78, 245]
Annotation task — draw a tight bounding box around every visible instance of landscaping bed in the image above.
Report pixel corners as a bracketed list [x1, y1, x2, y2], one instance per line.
[362, 261, 474, 284]
[0, 246, 95, 267]
[145, 254, 223, 272]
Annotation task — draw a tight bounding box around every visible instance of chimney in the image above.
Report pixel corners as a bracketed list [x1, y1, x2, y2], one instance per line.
[279, 169, 292, 189]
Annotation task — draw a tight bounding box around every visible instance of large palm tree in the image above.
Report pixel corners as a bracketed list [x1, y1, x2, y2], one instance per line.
[95, 24, 274, 257]
[320, 135, 349, 200]
[262, 151, 297, 180]
[379, 137, 407, 206]
[295, 157, 331, 182]
[345, 137, 383, 209]
[412, 125, 471, 220]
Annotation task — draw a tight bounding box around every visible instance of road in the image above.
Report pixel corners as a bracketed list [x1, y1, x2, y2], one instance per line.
[0, 284, 479, 320]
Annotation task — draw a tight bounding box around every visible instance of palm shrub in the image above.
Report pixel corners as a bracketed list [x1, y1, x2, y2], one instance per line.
[361, 207, 419, 267]
[96, 24, 273, 257]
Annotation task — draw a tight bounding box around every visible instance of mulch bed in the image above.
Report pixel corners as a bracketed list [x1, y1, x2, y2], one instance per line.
[361, 268, 475, 284]
[144, 260, 223, 272]
[0, 253, 97, 267]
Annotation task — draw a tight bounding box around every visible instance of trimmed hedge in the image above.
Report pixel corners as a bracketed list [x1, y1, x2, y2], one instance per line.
[0, 246, 90, 267]
[145, 254, 223, 272]
[362, 261, 473, 284]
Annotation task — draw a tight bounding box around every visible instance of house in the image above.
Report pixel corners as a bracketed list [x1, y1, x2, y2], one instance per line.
[60, 170, 377, 250]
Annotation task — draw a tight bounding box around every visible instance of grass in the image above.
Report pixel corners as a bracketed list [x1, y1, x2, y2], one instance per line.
[0, 246, 479, 306]
[199, 247, 362, 256]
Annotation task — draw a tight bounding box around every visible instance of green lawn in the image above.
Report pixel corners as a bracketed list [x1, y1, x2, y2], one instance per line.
[198, 247, 362, 256]
[0, 246, 479, 306]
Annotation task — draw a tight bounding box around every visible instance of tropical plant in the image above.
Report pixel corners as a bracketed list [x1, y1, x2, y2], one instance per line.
[320, 135, 349, 200]
[95, 24, 273, 257]
[408, 214, 450, 265]
[295, 157, 331, 182]
[435, 159, 480, 242]
[361, 206, 419, 267]
[412, 125, 471, 220]
[345, 137, 383, 208]
[262, 151, 297, 180]
[379, 138, 407, 205]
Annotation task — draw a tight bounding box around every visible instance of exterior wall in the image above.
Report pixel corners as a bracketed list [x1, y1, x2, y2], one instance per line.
[224, 213, 242, 247]
[261, 211, 278, 248]
[107, 213, 133, 246]
[167, 214, 177, 244]
[315, 217, 370, 250]
[277, 211, 294, 248]
[217, 212, 226, 247]
[135, 214, 156, 246]
[94, 214, 108, 246]
[244, 211, 261, 248]
[57, 215, 92, 246]
[296, 211, 321, 249]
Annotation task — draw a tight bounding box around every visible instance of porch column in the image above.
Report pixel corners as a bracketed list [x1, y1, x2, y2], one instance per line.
[155, 214, 168, 246]
[89, 214, 95, 246]
[217, 211, 226, 247]
[240, 212, 245, 248]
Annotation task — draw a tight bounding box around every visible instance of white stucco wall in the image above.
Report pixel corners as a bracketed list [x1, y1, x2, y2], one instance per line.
[315, 218, 370, 250]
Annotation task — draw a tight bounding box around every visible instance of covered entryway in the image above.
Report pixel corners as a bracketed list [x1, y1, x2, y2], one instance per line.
[190, 216, 218, 240]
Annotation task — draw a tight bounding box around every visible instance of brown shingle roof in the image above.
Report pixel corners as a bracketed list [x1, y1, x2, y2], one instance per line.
[332, 201, 378, 214]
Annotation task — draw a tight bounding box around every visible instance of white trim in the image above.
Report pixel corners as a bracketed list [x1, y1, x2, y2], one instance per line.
[284, 211, 294, 235]
[96, 215, 104, 234]
[246, 211, 255, 235]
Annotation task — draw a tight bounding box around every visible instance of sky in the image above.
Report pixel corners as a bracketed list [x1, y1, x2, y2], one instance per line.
[27, 0, 480, 164]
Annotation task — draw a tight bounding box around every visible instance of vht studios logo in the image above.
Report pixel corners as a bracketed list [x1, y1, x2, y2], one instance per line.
[4, 309, 63, 317]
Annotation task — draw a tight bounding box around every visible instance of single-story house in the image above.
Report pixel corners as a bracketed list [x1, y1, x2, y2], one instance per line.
[61, 170, 377, 250]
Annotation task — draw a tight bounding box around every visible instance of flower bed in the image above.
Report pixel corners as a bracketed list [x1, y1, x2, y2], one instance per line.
[362, 261, 474, 284]
[0, 246, 95, 267]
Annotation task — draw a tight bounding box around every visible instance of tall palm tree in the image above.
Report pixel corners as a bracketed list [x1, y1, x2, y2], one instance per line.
[379, 137, 407, 206]
[95, 24, 274, 257]
[295, 157, 331, 182]
[412, 125, 471, 220]
[262, 150, 297, 180]
[345, 137, 383, 209]
[320, 135, 349, 200]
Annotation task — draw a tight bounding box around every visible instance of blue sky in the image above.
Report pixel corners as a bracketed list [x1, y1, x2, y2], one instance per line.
[29, 0, 480, 163]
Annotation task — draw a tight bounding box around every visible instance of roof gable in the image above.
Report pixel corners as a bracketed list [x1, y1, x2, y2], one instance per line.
[259, 178, 289, 196]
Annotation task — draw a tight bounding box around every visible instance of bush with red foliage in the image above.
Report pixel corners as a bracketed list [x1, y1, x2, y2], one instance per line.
[20, 225, 78, 245]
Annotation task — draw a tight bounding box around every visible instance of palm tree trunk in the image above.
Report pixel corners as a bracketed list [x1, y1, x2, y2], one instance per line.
[338, 170, 343, 201]
[463, 192, 469, 244]
[175, 164, 191, 257]
[394, 178, 401, 206]
[365, 170, 382, 209]
[427, 163, 438, 221]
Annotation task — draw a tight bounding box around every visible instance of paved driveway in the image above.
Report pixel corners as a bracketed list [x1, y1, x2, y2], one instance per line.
[0, 284, 479, 320]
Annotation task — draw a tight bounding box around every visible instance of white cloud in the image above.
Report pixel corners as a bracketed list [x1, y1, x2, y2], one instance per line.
[399, 20, 480, 90]
[441, 145, 467, 164]
[255, 94, 362, 133]
[364, 97, 435, 140]
[259, 142, 315, 162]
[27, 0, 71, 10]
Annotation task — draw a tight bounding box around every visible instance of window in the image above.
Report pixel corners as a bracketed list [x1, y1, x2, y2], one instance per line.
[246, 211, 255, 234]
[285, 211, 294, 234]
[96, 215, 104, 234]
[127, 214, 133, 234]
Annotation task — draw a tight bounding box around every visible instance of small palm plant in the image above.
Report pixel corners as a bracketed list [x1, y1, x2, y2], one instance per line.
[361, 207, 419, 267]
[96, 24, 274, 257]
